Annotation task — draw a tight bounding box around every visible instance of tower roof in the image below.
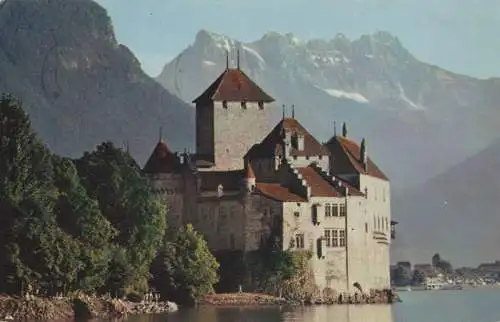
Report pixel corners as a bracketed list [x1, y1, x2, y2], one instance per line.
[245, 162, 256, 179]
[143, 140, 182, 174]
[324, 136, 388, 181]
[192, 68, 275, 104]
[246, 117, 329, 158]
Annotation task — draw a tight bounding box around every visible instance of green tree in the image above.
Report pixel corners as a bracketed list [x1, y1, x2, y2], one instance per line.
[51, 155, 117, 292]
[150, 224, 219, 305]
[75, 142, 166, 294]
[0, 94, 69, 295]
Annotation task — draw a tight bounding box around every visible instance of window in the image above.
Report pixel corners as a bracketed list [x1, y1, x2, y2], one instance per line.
[332, 204, 339, 217]
[295, 233, 305, 249]
[325, 228, 346, 248]
[319, 155, 323, 160]
[241, 101, 247, 109]
[222, 100, 228, 109]
[325, 203, 331, 217]
[306, 156, 310, 160]
[339, 203, 346, 217]
[294, 211, 300, 218]
[365, 223, 368, 233]
[258, 101, 264, 109]
[383, 189, 386, 202]
[325, 229, 331, 247]
[364, 187, 368, 199]
[332, 230, 338, 247]
[339, 230, 346, 247]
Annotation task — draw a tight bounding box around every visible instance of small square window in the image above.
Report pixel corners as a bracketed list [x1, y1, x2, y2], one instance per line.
[222, 101, 228, 109]
[258, 101, 264, 109]
[294, 211, 300, 218]
[241, 101, 247, 109]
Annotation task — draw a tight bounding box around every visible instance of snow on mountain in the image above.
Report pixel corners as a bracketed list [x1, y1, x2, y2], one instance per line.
[156, 29, 500, 190]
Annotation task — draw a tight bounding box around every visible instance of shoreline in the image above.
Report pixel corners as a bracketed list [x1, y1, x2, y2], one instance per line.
[0, 290, 399, 321]
[0, 294, 178, 321]
[198, 291, 399, 307]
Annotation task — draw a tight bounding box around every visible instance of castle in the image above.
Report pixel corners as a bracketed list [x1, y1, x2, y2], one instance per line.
[143, 54, 395, 294]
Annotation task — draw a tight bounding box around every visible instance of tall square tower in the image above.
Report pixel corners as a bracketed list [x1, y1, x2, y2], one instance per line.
[192, 55, 275, 171]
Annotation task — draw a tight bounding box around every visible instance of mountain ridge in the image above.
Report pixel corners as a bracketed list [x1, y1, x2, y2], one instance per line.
[156, 29, 500, 189]
[0, 0, 194, 164]
[391, 138, 500, 267]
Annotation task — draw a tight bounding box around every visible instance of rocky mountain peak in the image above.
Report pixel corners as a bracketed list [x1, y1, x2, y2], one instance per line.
[0, 0, 194, 165]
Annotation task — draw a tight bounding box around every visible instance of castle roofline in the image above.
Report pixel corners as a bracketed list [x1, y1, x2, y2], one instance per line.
[324, 135, 388, 181]
[192, 68, 274, 104]
[143, 140, 183, 174]
[245, 117, 329, 159]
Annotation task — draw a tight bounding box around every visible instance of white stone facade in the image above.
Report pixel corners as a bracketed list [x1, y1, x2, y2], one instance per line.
[147, 67, 393, 295]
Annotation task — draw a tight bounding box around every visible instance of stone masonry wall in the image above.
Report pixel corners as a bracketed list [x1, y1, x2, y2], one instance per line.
[211, 101, 275, 171]
[150, 173, 185, 229]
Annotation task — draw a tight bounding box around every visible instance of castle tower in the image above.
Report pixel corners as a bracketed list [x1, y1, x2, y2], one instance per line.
[192, 50, 275, 171]
[244, 162, 256, 192]
[143, 137, 186, 228]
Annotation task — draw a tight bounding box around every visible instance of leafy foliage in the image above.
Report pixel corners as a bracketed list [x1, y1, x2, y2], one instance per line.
[150, 224, 219, 305]
[243, 215, 312, 297]
[0, 94, 212, 303]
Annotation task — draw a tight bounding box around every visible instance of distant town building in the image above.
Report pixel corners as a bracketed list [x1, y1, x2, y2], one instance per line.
[143, 52, 395, 294]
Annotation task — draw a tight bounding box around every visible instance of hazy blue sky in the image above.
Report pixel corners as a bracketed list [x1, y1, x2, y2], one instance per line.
[95, 0, 499, 79]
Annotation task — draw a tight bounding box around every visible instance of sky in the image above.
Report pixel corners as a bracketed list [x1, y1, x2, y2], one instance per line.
[95, 0, 499, 79]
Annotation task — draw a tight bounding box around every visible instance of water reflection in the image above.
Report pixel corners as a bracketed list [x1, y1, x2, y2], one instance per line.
[125, 304, 393, 322]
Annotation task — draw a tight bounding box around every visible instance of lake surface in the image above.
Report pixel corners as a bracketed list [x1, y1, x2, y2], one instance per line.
[124, 288, 500, 322]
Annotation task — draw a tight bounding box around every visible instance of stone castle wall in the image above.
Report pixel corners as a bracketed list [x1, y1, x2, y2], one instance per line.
[197, 101, 275, 171]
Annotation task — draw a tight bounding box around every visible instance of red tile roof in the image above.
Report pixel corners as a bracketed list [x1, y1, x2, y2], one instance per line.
[297, 165, 364, 197]
[192, 68, 275, 104]
[143, 140, 183, 173]
[246, 118, 329, 159]
[255, 183, 306, 202]
[324, 136, 388, 181]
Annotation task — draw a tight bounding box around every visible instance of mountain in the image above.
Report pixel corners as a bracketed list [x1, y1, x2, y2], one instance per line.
[0, 0, 194, 164]
[391, 139, 500, 267]
[156, 29, 500, 189]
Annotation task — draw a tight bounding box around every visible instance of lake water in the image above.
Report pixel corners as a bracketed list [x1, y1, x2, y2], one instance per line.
[124, 288, 500, 322]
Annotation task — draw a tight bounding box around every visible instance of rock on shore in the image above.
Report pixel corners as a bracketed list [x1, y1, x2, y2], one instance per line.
[0, 294, 178, 321]
[198, 290, 398, 307]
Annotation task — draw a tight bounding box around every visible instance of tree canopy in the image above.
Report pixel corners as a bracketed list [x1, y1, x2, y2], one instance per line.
[0, 94, 219, 303]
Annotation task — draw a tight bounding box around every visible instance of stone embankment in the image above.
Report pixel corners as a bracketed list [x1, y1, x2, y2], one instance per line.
[199, 289, 399, 307]
[0, 294, 178, 321]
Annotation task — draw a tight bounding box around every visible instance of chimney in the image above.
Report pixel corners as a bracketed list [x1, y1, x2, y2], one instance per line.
[292, 104, 295, 119]
[342, 122, 347, 138]
[360, 138, 368, 171]
[226, 50, 229, 69]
